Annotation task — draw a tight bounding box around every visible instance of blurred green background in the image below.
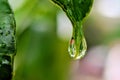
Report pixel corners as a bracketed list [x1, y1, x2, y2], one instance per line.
[8, 0, 120, 80]
[11, 0, 71, 80]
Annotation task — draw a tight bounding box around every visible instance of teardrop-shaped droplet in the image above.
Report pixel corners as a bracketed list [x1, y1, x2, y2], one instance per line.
[68, 37, 87, 59]
[68, 22, 87, 59]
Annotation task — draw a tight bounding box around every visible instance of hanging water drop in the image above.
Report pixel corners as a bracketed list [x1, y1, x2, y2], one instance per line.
[68, 22, 87, 59]
[51, 0, 94, 59]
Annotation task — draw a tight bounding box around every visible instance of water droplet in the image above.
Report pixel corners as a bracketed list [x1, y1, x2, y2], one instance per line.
[68, 37, 87, 59]
[68, 22, 87, 59]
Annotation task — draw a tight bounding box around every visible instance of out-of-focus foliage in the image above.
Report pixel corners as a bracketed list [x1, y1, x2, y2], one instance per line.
[13, 0, 71, 80]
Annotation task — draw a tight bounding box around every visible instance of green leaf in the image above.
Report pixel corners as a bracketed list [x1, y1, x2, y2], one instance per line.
[52, 0, 93, 22]
[0, 0, 16, 80]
